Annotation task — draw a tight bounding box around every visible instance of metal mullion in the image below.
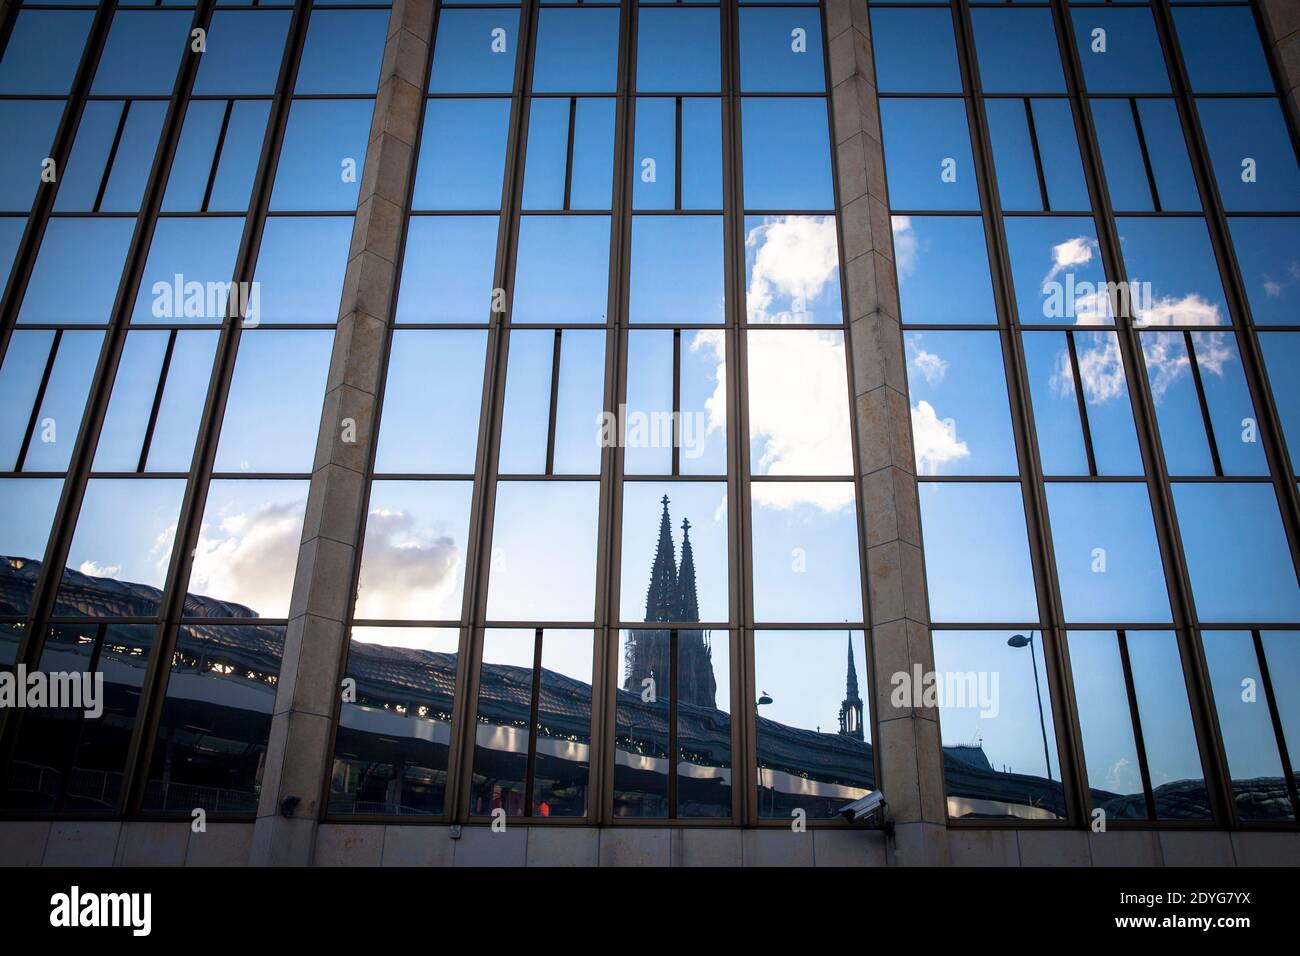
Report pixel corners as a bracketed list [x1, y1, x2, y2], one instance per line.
[953, 0, 1085, 825]
[1115, 629, 1159, 821]
[722, 0, 752, 827]
[1054, 0, 1237, 826]
[1023, 97, 1051, 212]
[667, 628, 678, 818]
[200, 98, 235, 213]
[671, 326, 680, 476]
[593, 0, 637, 828]
[135, 328, 177, 473]
[453, 0, 545, 823]
[91, 99, 131, 214]
[120, 0, 306, 818]
[1251, 628, 1300, 820]
[0, 1, 222, 814]
[522, 627, 543, 815]
[1064, 330, 1098, 476]
[674, 95, 683, 211]
[562, 96, 576, 211]
[544, 329, 562, 474]
[1183, 330, 1224, 477]
[1128, 97, 1163, 212]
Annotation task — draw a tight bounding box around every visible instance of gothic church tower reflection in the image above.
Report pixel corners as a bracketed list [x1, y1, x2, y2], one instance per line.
[622, 496, 717, 709]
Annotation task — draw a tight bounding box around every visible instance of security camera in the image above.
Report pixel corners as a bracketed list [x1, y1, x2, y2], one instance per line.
[838, 790, 893, 836]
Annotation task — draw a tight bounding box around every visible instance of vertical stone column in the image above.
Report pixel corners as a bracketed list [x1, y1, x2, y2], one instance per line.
[826, 0, 948, 865]
[1259, 0, 1300, 127]
[249, 0, 433, 866]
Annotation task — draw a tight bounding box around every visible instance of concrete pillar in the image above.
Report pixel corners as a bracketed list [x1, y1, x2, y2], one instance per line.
[825, 0, 949, 865]
[1259, 0, 1300, 128]
[249, 0, 434, 866]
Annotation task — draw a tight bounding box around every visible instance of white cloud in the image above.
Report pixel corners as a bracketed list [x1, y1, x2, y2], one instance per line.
[188, 498, 306, 617]
[1044, 235, 1097, 286]
[1134, 292, 1223, 327]
[892, 216, 918, 282]
[911, 399, 970, 476]
[745, 216, 840, 324]
[908, 345, 948, 385]
[1141, 329, 1235, 402]
[77, 560, 121, 579]
[751, 480, 855, 514]
[1053, 333, 1128, 404]
[353, 507, 462, 620]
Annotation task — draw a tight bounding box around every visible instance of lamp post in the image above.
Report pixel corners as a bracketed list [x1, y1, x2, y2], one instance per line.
[1008, 632, 1053, 782]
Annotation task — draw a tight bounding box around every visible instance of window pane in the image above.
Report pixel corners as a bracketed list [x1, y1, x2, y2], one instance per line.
[632, 97, 725, 211]
[470, 628, 535, 816]
[1067, 630, 1146, 819]
[0, 478, 63, 616]
[1173, 484, 1300, 624]
[270, 100, 371, 211]
[163, 100, 272, 213]
[521, 98, 614, 210]
[986, 98, 1088, 212]
[1260, 333, 1300, 472]
[1142, 330, 1267, 477]
[91, 10, 191, 96]
[142, 623, 284, 813]
[193, 10, 291, 95]
[933, 629, 1065, 820]
[3, 101, 71, 212]
[739, 8, 824, 93]
[1197, 99, 1300, 213]
[623, 329, 728, 475]
[375, 331, 487, 474]
[413, 100, 511, 210]
[487, 481, 600, 621]
[630, 215, 725, 323]
[1004, 216, 1112, 325]
[638, 8, 720, 93]
[1228, 218, 1300, 326]
[621, 482, 727, 624]
[1173, 7, 1272, 94]
[429, 9, 520, 94]
[0, 10, 93, 95]
[1090, 99, 1200, 213]
[187, 479, 308, 617]
[751, 482, 863, 623]
[744, 215, 842, 325]
[1202, 630, 1295, 821]
[535, 629, 594, 816]
[614, 628, 671, 817]
[532, 9, 620, 93]
[252, 216, 353, 323]
[755, 630, 872, 819]
[354, 480, 474, 621]
[396, 216, 499, 323]
[18, 218, 135, 324]
[331, 627, 459, 816]
[869, 7, 961, 94]
[879, 99, 979, 211]
[747, 330, 852, 475]
[1070, 7, 1171, 94]
[971, 8, 1065, 94]
[133, 217, 245, 324]
[741, 99, 834, 210]
[919, 483, 1039, 623]
[294, 9, 387, 94]
[1260, 631, 1300, 796]
[214, 330, 332, 473]
[1022, 330, 1142, 476]
[511, 216, 610, 323]
[892, 216, 995, 324]
[55, 478, 186, 618]
[905, 330, 1017, 476]
[1118, 217, 1228, 327]
[1127, 630, 1209, 820]
[1045, 482, 1171, 624]
[3, 329, 103, 472]
[94, 330, 219, 473]
[557, 330, 605, 474]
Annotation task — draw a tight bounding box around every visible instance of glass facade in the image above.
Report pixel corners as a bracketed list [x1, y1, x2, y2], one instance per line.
[0, 0, 1294, 837]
